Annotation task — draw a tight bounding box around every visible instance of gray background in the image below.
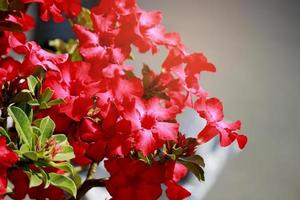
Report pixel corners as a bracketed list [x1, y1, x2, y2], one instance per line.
[138, 0, 300, 199]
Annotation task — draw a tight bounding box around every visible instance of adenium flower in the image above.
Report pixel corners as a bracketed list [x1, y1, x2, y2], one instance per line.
[4, 12, 35, 31]
[71, 103, 132, 164]
[21, 0, 81, 22]
[0, 57, 22, 97]
[105, 157, 165, 200]
[43, 61, 99, 121]
[8, 168, 65, 200]
[195, 97, 248, 149]
[0, 0, 248, 199]
[123, 97, 179, 155]
[0, 137, 18, 199]
[8, 34, 68, 75]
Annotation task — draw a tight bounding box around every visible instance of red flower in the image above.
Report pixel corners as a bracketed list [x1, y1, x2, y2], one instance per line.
[195, 97, 248, 149]
[8, 168, 65, 200]
[166, 181, 191, 200]
[43, 61, 99, 121]
[5, 12, 35, 31]
[123, 97, 178, 155]
[73, 24, 131, 68]
[164, 161, 191, 200]
[105, 157, 165, 200]
[21, 0, 81, 22]
[0, 137, 18, 198]
[86, 103, 133, 158]
[109, 75, 143, 102]
[8, 34, 68, 75]
[71, 102, 132, 164]
[8, 169, 29, 200]
[73, 24, 107, 65]
[0, 32, 10, 56]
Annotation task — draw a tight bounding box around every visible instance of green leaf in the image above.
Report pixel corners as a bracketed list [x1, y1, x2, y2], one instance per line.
[72, 173, 82, 188]
[28, 99, 40, 106]
[0, 127, 11, 142]
[180, 155, 205, 167]
[39, 168, 51, 188]
[27, 75, 39, 95]
[178, 159, 205, 181]
[53, 146, 75, 161]
[48, 134, 75, 161]
[48, 161, 74, 175]
[39, 102, 50, 109]
[138, 152, 151, 164]
[142, 64, 153, 88]
[23, 151, 38, 161]
[8, 106, 33, 148]
[49, 173, 77, 197]
[16, 102, 33, 120]
[52, 134, 67, 144]
[72, 7, 93, 30]
[39, 88, 54, 103]
[29, 173, 43, 188]
[0, 0, 9, 11]
[39, 116, 55, 144]
[47, 98, 64, 107]
[20, 143, 30, 153]
[13, 90, 35, 103]
[70, 50, 82, 61]
[32, 126, 41, 137]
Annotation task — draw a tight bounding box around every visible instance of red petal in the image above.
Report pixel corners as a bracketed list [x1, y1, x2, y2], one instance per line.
[197, 125, 219, 144]
[236, 134, 248, 149]
[136, 129, 157, 155]
[166, 181, 191, 200]
[86, 139, 107, 162]
[154, 122, 178, 141]
[184, 53, 216, 75]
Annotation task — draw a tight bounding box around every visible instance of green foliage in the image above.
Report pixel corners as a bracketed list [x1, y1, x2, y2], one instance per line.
[29, 173, 43, 188]
[13, 75, 64, 110]
[8, 106, 34, 148]
[0, 127, 11, 142]
[51, 134, 75, 161]
[8, 103, 77, 196]
[27, 75, 40, 95]
[71, 7, 94, 30]
[0, 0, 9, 11]
[178, 155, 205, 181]
[49, 173, 77, 197]
[39, 116, 55, 144]
[142, 64, 170, 100]
[49, 39, 82, 61]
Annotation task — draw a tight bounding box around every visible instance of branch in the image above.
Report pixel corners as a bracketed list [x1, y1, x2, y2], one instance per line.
[69, 178, 108, 200]
[86, 162, 98, 180]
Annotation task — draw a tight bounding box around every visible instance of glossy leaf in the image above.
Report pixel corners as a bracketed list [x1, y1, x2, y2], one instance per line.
[39, 116, 55, 144]
[180, 155, 205, 167]
[23, 151, 38, 161]
[48, 161, 74, 175]
[0, 127, 11, 142]
[39, 88, 54, 104]
[29, 173, 43, 188]
[27, 75, 39, 95]
[178, 159, 205, 181]
[49, 173, 77, 197]
[53, 146, 75, 161]
[8, 106, 33, 148]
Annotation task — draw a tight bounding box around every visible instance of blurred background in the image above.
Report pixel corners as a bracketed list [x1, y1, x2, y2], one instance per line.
[136, 0, 300, 199]
[34, 0, 300, 199]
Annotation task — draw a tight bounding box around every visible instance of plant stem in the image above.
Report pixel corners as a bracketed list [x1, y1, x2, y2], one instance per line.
[86, 162, 98, 180]
[1, 107, 8, 130]
[69, 178, 107, 200]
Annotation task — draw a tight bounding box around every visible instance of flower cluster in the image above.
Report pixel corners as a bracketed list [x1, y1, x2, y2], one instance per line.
[0, 0, 247, 199]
